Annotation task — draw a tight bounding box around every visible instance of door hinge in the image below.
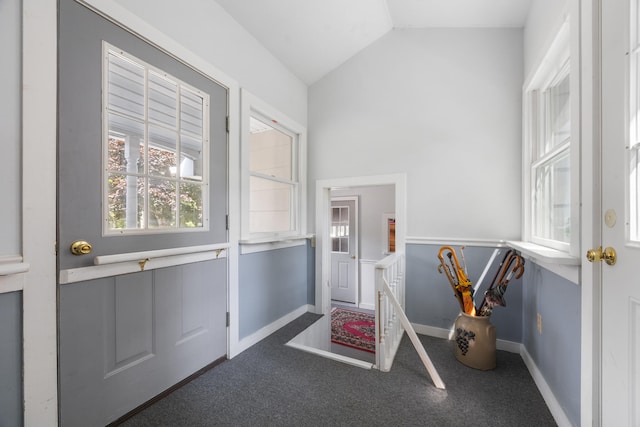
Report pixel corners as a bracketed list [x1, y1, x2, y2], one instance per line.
[226, 312, 230, 327]
[225, 116, 229, 133]
[226, 214, 229, 230]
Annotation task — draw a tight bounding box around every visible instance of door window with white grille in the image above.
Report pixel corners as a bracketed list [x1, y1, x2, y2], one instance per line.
[331, 206, 349, 253]
[103, 43, 209, 234]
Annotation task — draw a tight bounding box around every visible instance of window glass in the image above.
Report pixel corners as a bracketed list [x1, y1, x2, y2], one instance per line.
[104, 45, 208, 234]
[249, 117, 293, 180]
[248, 116, 296, 234]
[240, 90, 307, 242]
[533, 65, 570, 244]
[331, 206, 349, 253]
[524, 22, 574, 253]
[543, 70, 570, 156]
[249, 176, 293, 233]
[534, 150, 571, 243]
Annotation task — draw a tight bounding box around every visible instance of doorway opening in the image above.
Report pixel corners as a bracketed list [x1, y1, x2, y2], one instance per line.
[285, 174, 406, 368]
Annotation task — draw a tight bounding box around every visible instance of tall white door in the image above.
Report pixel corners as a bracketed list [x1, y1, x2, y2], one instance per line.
[57, 1, 228, 425]
[600, 0, 640, 424]
[330, 199, 357, 303]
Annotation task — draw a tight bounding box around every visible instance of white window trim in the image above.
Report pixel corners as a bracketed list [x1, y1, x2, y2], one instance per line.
[519, 18, 581, 282]
[239, 89, 307, 244]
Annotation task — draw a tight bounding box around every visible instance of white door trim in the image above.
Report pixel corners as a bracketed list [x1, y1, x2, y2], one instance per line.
[580, 0, 601, 425]
[315, 174, 406, 315]
[22, 0, 58, 424]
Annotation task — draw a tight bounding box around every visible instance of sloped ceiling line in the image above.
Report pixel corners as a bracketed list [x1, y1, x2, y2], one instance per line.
[214, 0, 532, 85]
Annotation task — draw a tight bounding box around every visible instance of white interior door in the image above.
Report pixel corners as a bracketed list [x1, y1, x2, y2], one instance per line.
[600, 0, 640, 424]
[330, 199, 357, 303]
[57, 0, 228, 425]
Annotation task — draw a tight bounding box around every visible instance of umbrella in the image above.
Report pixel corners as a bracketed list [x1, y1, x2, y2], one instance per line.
[477, 250, 525, 317]
[437, 246, 476, 316]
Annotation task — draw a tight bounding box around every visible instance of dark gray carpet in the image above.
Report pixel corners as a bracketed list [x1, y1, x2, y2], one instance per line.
[121, 313, 557, 426]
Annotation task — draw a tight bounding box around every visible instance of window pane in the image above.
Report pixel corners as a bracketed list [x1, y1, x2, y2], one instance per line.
[148, 71, 177, 127]
[543, 71, 570, 155]
[249, 117, 293, 180]
[330, 206, 350, 253]
[181, 88, 204, 136]
[148, 125, 177, 177]
[181, 134, 203, 181]
[249, 176, 292, 233]
[107, 174, 144, 230]
[179, 182, 204, 228]
[148, 179, 176, 228]
[108, 113, 144, 173]
[534, 150, 570, 243]
[108, 53, 144, 119]
[107, 134, 143, 174]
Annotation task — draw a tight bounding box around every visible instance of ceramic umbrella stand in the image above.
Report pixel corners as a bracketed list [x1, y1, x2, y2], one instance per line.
[438, 246, 525, 371]
[454, 312, 496, 370]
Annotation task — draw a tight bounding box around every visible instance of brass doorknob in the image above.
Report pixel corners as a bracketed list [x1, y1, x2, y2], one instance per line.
[70, 240, 92, 256]
[586, 246, 617, 266]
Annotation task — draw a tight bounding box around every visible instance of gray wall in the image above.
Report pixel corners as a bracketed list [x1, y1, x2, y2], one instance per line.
[522, 265, 580, 426]
[308, 28, 523, 241]
[332, 185, 395, 260]
[0, 292, 23, 427]
[110, 0, 307, 126]
[239, 244, 309, 339]
[523, 2, 580, 424]
[405, 244, 523, 342]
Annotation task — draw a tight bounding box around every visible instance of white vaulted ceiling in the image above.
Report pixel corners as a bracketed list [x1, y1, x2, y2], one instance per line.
[214, 0, 532, 85]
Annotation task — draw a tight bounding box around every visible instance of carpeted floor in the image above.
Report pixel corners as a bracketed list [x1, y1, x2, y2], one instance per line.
[120, 312, 557, 426]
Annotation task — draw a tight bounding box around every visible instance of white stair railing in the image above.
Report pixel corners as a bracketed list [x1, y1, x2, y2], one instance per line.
[374, 251, 445, 389]
[374, 252, 406, 372]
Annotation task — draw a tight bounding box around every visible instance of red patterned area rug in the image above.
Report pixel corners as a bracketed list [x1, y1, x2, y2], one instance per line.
[331, 307, 376, 354]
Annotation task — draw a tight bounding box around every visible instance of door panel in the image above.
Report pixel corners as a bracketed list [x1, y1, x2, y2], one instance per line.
[58, 0, 228, 424]
[601, 0, 640, 424]
[58, 0, 227, 270]
[106, 273, 154, 372]
[60, 260, 227, 425]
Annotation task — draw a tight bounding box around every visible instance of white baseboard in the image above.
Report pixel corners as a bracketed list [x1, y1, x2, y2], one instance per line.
[520, 347, 573, 427]
[411, 322, 522, 354]
[233, 304, 312, 356]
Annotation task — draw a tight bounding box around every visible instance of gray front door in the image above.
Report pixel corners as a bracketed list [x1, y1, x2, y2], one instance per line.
[58, 1, 228, 425]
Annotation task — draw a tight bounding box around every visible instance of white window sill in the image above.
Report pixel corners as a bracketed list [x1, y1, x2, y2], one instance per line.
[507, 241, 581, 285]
[239, 235, 314, 254]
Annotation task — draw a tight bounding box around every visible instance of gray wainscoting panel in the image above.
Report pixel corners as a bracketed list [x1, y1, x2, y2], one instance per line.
[105, 273, 155, 375]
[239, 245, 308, 339]
[0, 291, 23, 427]
[522, 264, 580, 426]
[60, 260, 227, 426]
[405, 244, 523, 342]
[307, 241, 316, 305]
